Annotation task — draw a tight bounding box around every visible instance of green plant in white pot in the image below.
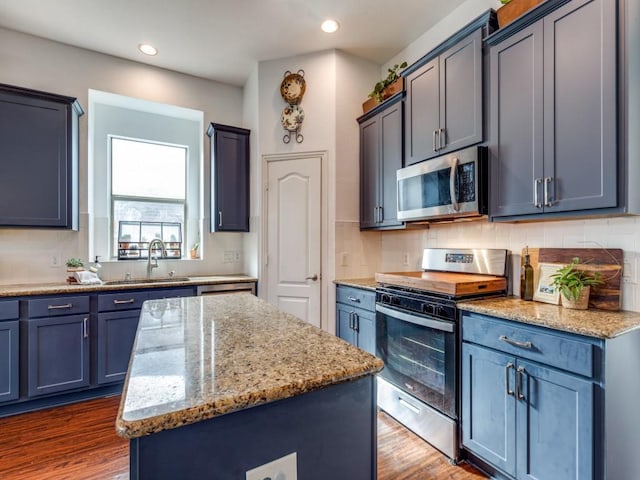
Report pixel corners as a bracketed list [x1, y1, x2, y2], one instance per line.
[550, 257, 604, 310]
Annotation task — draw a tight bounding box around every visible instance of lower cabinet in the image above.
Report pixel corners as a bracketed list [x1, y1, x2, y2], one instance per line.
[0, 319, 19, 403]
[26, 314, 91, 397]
[461, 312, 596, 480]
[335, 285, 376, 355]
[97, 310, 140, 384]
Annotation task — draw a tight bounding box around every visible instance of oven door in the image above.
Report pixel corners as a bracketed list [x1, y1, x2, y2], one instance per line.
[376, 303, 456, 419]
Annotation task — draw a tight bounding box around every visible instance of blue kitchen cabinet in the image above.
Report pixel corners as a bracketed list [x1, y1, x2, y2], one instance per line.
[0, 300, 19, 403]
[489, 0, 617, 220]
[0, 83, 83, 229]
[461, 312, 596, 480]
[335, 285, 376, 355]
[97, 287, 194, 384]
[358, 95, 404, 230]
[207, 123, 250, 232]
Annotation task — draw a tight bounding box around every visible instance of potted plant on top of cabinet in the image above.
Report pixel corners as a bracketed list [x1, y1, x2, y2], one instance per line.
[362, 62, 407, 114]
[550, 257, 604, 310]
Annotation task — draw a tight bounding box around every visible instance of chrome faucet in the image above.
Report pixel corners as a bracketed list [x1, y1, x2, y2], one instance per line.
[147, 239, 167, 278]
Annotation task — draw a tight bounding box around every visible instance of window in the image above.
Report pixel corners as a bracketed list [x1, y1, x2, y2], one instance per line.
[110, 137, 187, 257]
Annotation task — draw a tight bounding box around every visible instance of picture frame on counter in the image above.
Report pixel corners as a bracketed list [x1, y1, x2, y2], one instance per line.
[533, 263, 562, 305]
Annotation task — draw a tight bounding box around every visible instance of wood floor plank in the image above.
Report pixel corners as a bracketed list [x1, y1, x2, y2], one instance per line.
[0, 396, 486, 479]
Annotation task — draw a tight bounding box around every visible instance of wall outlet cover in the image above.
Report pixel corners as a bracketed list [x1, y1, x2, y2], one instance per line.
[245, 452, 297, 480]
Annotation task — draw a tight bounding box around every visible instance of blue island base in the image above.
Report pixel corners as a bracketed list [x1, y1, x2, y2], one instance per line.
[130, 375, 377, 480]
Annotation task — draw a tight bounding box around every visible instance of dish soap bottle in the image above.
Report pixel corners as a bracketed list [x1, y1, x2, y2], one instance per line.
[89, 255, 102, 281]
[521, 247, 534, 301]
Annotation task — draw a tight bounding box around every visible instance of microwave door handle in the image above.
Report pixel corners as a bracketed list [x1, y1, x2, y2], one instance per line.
[450, 157, 460, 211]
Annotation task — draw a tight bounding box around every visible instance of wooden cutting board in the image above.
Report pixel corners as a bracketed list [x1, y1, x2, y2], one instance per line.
[523, 248, 623, 310]
[375, 271, 508, 297]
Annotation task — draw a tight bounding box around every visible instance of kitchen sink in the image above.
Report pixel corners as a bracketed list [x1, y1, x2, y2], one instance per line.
[103, 276, 191, 285]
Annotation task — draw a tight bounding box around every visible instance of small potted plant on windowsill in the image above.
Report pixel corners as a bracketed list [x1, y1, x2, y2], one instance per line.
[65, 257, 84, 272]
[550, 257, 605, 310]
[363, 61, 408, 114]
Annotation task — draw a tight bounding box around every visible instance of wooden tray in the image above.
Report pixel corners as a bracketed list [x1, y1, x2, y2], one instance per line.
[375, 271, 507, 297]
[523, 248, 623, 310]
[497, 0, 546, 28]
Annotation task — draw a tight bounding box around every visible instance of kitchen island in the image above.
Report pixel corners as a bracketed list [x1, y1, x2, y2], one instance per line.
[116, 293, 383, 480]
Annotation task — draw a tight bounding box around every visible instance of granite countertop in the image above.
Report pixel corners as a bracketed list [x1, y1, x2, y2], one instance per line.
[459, 296, 640, 339]
[115, 293, 383, 439]
[334, 278, 376, 291]
[0, 274, 257, 298]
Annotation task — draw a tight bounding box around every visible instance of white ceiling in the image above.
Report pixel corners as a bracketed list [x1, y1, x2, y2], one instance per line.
[0, 0, 467, 86]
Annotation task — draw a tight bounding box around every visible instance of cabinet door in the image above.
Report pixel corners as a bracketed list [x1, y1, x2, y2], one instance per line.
[461, 343, 517, 476]
[0, 320, 19, 403]
[27, 315, 90, 397]
[353, 309, 375, 356]
[542, 0, 617, 213]
[516, 360, 594, 480]
[336, 304, 357, 347]
[378, 101, 403, 228]
[0, 85, 81, 229]
[404, 57, 440, 165]
[210, 124, 250, 232]
[489, 22, 544, 218]
[359, 115, 381, 228]
[97, 310, 140, 384]
[439, 29, 483, 154]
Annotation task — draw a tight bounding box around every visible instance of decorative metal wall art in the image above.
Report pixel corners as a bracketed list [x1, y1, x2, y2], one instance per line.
[280, 70, 306, 143]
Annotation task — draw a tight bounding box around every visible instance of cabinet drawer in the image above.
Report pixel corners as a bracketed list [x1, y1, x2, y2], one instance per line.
[27, 296, 90, 318]
[462, 313, 594, 377]
[336, 286, 375, 312]
[98, 292, 147, 312]
[0, 300, 19, 321]
[147, 287, 195, 300]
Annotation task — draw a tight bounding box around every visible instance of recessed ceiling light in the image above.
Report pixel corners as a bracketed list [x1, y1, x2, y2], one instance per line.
[138, 43, 158, 56]
[321, 19, 340, 33]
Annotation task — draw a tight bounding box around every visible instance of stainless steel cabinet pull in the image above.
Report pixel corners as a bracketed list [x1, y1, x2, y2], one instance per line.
[353, 313, 359, 332]
[218, 211, 223, 227]
[516, 366, 525, 400]
[534, 178, 542, 208]
[506, 362, 515, 396]
[305, 274, 318, 281]
[378, 206, 384, 223]
[114, 298, 135, 305]
[544, 176, 553, 207]
[439, 128, 446, 150]
[83, 317, 89, 339]
[450, 157, 460, 212]
[433, 130, 438, 151]
[48, 303, 72, 310]
[347, 296, 360, 303]
[499, 335, 533, 349]
[374, 206, 378, 223]
[348, 312, 354, 330]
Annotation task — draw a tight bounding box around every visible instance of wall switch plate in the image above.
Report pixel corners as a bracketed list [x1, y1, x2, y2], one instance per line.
[402, 252, 409, 266]
[246, 452, 297, 480]
[50, 253, 61, 268]
[223, 251, 234, 263]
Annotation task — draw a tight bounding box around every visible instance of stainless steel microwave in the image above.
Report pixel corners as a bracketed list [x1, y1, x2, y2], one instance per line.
[396, 146, 488, 222]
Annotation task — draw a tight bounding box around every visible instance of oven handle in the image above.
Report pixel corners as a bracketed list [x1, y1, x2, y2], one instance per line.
[376, 304, 455, 333]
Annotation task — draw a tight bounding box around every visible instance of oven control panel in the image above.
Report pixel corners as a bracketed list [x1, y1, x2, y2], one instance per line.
[445, 253, 474, 264]
[376, 288, 456, 322]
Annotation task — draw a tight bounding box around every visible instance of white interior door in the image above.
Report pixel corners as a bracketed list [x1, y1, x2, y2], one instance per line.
[266, 155, 321, 327]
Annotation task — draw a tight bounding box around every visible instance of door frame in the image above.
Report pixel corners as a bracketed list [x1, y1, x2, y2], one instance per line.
[261, 151, 329, 331]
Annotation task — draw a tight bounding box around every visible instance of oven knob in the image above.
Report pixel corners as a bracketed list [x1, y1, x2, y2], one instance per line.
[381, 294, 391, 304]
[436, 305, 446, 317]
[391, 296, 400, 306]
[422, 303, 434, 315]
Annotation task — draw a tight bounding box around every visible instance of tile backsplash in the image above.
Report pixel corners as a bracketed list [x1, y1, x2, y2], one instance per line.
[376, 217, 640, 312]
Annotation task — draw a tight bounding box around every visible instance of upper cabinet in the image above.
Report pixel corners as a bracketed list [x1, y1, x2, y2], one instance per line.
[358, 95, 404, 230]
[489, 0, 617, 220]
[207, 123, 250, 232]
[0, 84, 83, 229]
[404, 28, 483, 165]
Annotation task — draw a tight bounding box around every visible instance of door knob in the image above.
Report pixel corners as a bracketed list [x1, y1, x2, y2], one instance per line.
[305, 274, 319, 281]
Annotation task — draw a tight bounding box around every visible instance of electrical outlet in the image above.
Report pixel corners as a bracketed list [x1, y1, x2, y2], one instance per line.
[341, 252, 348, 267]
[234, 251, 241, 262]
[403, 252, 409, 266]
[246, 452, 297, 480]
[50, 253, 61, 268]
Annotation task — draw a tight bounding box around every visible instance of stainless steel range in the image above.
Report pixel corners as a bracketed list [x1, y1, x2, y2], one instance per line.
[375, 248, 509, 462]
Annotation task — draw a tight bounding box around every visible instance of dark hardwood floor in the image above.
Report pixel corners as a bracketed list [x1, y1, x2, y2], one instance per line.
[0, 396, 486, 479]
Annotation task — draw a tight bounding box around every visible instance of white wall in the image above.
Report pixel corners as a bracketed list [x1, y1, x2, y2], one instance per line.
[0, 27, 245, 284]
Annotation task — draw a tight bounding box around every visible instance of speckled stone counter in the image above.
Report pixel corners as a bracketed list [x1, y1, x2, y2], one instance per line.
[334, 278, 377, 291]
[116, 293, 383, 439]
[0, 274, 256, 297]
[459, 296, 640, 339]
